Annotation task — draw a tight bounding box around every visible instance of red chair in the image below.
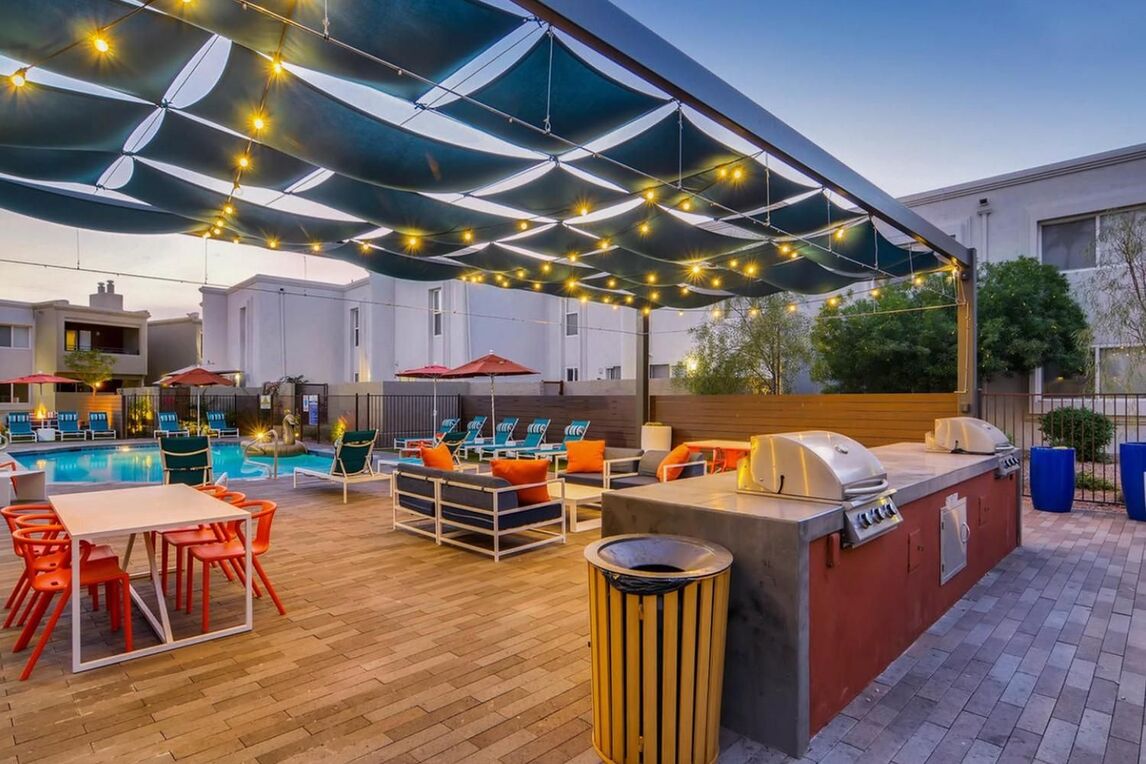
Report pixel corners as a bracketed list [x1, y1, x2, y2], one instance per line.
[11, 525, 133, 680]
[160, 490, 248, 608]
[3, 505, 113, 628]
[187, 500, 285, 632]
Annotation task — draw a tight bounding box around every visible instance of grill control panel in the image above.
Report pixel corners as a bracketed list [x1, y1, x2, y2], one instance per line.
[842, 494, 902, 547]
[995, 450, 1021, 478]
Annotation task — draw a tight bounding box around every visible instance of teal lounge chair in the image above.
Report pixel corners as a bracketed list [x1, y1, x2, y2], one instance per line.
[159, 436, 213, 486]
[509, 420, 590, 459]
[5, 413, 35, 443]
[154, 412, 189, 438]
[461, 417, 518, 459]
[205, 411, 239, 438]
[56, 412, 85, 441]
[477, 418, 550, 461]
[86, 411, 116, 440]
[393, 417, 460, 450]
[460, 416, 487, 447]
[293, 429, 388, 503]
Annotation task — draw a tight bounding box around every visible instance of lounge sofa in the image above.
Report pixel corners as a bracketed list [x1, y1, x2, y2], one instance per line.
[558, 447, 706, 489]
[392, 464, 566, 561]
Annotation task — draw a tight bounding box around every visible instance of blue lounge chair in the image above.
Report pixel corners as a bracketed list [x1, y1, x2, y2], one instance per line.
[159, 436, 213, 486]
[476, 418, 550, 461]
[5, 413, 35, 443]
[393, 417, 460, 450]
[293, 429, 389, 503]
[86, 411, 116, 440]
[460, 416, 486, 447]
[509, 420, 590, 459]
[154, 411, 189, 438]
[56, 412, 85, 441]
[462, 417, 518, 459]
[205, 411, 239, 438]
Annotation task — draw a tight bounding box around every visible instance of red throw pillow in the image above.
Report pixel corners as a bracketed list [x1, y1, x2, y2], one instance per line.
[420, 443, 455, 471]
[657, 444, 694, 481]
[491, 459, 551, 505]
[566, 440, 606, 473]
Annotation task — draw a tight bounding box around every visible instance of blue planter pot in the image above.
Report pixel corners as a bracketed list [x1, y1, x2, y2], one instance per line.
[1030, 447, 1075, 513]
[1120, 443, 1146, 521]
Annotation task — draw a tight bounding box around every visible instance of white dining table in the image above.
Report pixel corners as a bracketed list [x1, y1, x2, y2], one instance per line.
[51, 483, 253, 672]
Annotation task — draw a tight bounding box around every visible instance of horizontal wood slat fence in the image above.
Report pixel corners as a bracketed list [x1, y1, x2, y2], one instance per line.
[460, 395, 637, 448]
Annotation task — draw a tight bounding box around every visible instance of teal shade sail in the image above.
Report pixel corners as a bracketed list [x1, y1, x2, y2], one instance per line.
[479, 163, 627, 216]
[0, 176, 198, 234]
[0, 147, 117, 184]
[0, 84, 154, 150]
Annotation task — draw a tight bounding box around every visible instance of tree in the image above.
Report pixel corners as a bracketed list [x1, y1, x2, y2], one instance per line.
[1088, 208, 1146, 390]
[679, 295, 811, 395]
[65, 349, 115, 394]
[978, 256, 1089, 380]
[810, 279, 957, 393]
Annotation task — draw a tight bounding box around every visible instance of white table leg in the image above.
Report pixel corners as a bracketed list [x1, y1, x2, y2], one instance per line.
[244, 515, 253, 630]
[70, 535, 81, 672]
[142, 532, 174, 642]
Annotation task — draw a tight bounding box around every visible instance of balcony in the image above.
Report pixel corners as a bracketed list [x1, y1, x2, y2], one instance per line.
[63, 321, 140, 356]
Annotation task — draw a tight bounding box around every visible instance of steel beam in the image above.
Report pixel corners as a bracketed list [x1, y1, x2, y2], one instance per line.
[517, 0, 972, 267]
[634, 310, 650, 444]
[956, 249, 979, 415]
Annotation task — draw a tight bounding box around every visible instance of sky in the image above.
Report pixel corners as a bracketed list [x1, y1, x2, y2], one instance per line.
[2, 0, 1144, 317]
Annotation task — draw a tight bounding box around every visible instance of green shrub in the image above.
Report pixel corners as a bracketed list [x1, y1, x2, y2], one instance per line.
[1075, 472, 1116, 492]
[1039, 407, 1116, 463]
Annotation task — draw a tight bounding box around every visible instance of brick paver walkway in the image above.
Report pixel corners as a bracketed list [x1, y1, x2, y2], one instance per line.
[0, 479, 1140, 763]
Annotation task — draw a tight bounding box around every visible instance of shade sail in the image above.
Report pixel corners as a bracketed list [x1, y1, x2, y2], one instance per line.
[0, 0, 949, 311]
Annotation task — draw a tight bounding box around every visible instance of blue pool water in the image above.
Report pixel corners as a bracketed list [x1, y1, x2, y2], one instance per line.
[15, 444, 334, 483]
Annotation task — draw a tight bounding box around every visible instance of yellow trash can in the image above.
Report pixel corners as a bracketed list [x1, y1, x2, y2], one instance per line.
[585, 534, 733, 764]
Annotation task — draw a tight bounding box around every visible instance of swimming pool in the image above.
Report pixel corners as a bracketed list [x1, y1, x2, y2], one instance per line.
[13, 444, 335, 483]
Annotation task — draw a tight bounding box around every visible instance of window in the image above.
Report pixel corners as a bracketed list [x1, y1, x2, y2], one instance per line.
[65, 328, 92, 352]
[350, 307, 360, 348]
[1041, 361, 1089, 396]
[1100, 347, 1146, 393]
[605, 365, 621, 380]
[649, 364, 671, 379]
[565, 311, 579, 337]
[0, 325, 30, 348]
[0, 383, 29, 403]
[565, 367, 579, 382]
[429, 288, 442, 337]
[1041, 217, 1096, 271]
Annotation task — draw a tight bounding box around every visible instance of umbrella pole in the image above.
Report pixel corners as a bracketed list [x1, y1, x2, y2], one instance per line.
[489, 375, 495, 438]
[432, 377, 438, 435]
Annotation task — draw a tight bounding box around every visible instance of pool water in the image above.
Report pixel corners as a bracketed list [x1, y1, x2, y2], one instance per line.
[15, 444, 334, 483]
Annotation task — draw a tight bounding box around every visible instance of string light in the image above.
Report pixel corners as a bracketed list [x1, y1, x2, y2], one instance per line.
[568, 252, 578, 262]
[517, 221, 529, 231]
[749, 307, 759, 317]
[271, 56, 284, 75]
[731, 167, 744, 181]
[578, 205, 590, 216]
[462, 230, 474, 243]
[677, 310, 684, 316]
[251, 114, 267, 132]
[91, 35, 111, 54]
[211, 226, 221, 235]
[223, 204, 235, 216]
[711, 277, 722, 288]
[359, 242, 371, 254]
[646, 274, 656, 284]
[598, 238, 610, 249]
[835, 228, 845, 240]
[871, 288, 880, 297]
[730, 259, 739, 268]
[650, 290, 660, 300]
[406, 235, 420, 249]
[643, 190, 656, 202]
[310, 243, 321, 253]
[828, 297, 839, 307]
[642, 306, 651, 315]
[745, 264, 758, 276]
[680, 286, 689, 295]
[625, 296, 634, 304]
[267, 238, 279, 249]
[787, 303, 797, 312]
[607, 278, 617, 288]
[639, 222, 650, 235]
[237, 155, 251, 170]
[717, 168, 728, 179]
[580, 295, 589, 304]
[612, 304, 619, 311]
[9, 69, 27, 88]
[533, 282, 541, 290]
[542, 263, 551, 273]
[691, 264, 702, 275]
[516, 269, 526, 278]
[681, 199, 693, 211]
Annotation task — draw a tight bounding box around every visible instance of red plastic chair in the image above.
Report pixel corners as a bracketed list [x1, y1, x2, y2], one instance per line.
[3, 505, 113, 628]
[187, 500, 285, 632]
[160, 490, 248, 608]
[11, 525, 132, 680]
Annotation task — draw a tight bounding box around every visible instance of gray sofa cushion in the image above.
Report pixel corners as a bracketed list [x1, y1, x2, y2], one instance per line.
[604, 447, 642, 474]
[637, 450, 667, 477]
[440, 472, 518, 512]
[563, 471, 606, 488]
[441, 502, 562, 531]
[610, 475, 659, 489]
[633, 450, 706, 480]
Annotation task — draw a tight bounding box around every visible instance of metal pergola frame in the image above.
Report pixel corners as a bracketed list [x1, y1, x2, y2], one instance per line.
[520, 0, 978, 422]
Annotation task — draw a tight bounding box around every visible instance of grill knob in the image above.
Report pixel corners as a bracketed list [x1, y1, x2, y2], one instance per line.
[858, 513, 870, 528]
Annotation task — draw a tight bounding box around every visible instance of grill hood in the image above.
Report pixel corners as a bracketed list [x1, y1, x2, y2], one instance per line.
[737, 431, 889, 502]
[925, 417, 1013, 455]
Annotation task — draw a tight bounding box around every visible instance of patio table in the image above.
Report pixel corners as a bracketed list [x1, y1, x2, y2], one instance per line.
[551, 482, 604, 532]
[0, 468, 47, 505]
[683, 439, 752, 473]
[51, 484, 252, 672]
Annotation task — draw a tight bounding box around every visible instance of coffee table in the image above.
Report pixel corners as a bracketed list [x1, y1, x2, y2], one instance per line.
[0, 468, 47, 505]
[551, 482, 605, 532]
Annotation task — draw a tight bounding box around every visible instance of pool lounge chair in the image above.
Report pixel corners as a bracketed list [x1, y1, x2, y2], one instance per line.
[393, 418, 460, 450]
[461, 417, 518, 459]
[154, 412, 189, 438]
[508, 420, 590, 459]
[159, 436, 213, 486]
[205, 411, 239, 438]
[475, 418, 550, 461]
[56, 412, 86, 441]
[5, 413, 35, 443]
[85, 411, 116, 440]
[293, 429, 389, 503]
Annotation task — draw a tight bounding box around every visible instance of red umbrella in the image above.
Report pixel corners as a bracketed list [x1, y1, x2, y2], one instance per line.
[442, 353, 536, 429]
[0, 373, 77, 418]
[397, 365, 451, 433]
[161, 367, 234, 427]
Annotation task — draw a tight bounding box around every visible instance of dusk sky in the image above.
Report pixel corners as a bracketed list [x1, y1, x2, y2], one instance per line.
[3, 0, 1144, 316]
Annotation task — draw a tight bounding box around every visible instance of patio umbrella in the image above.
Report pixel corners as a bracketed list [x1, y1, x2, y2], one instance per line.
[441, 353, 536, 432]
[161, 366, 234, 429]
[0, 373, 76, 419]
[396, 364, 451, 434]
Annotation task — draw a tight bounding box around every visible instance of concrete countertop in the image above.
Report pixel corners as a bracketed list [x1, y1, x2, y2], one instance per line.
[603, 442, 1000, 542]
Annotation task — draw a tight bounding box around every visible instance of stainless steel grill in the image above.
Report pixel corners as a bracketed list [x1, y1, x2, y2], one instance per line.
[926, 417, 1020, 477]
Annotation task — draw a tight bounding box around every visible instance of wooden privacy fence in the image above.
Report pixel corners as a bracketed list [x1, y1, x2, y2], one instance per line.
[461, 393, 959, 449]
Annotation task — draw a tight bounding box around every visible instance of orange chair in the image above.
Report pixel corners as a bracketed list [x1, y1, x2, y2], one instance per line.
[3, 505, 113, 628]
[187, 500, 285, 632]
[11, 525, 133, 680]
[160, 490, 247, 609]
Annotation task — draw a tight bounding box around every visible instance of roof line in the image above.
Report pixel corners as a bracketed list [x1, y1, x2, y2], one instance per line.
[899, 142, 1146, 207]
[516, 0, 971, 267]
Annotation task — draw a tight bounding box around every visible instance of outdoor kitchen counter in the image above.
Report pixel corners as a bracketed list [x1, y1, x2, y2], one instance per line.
[601, 442, 1020, 757]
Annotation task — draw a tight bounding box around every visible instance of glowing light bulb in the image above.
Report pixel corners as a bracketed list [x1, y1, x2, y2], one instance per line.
[746, 264, 758, 276]
[625, 296, 634, 304]
[92, 35, 110, 54]
[828, 297, 839, 307]
[643, 189, 655, 202]
[542, 263, 551, 273]
[233, 236, 241, 244]
[646, 274, 656, 284]
[516, 269, 526, 278]
[835, 228, 845, 240]
[871, 288, 880, 297]
[211, 226, 221, 235]
[580, 295, 588, 304]
[598, 238, 610, 249]
[690, 264, 701, 275]
[712, 308, 722, 318]
[578, 205, 589, 216]
[223, 204, 235, 215]
[732, 167, 744, 181]
[642, 306, 651, 315]
[310, 243, 321, 253]
[359, 242, 370, 254]
[651, 290, 660, 299]
[566, 278, 577, 289]
[681, 199, 693, 211]
[607, 279, 617, 288]
[9, 69, 27, 88]
[680, 286, 689, 295]
[238, 155, 250, 169]
[271, 57, 283, 74]
[462, 230, 474, 243]
[749, 308, 759, 317]
[267, 238, 279, 249]
[913, 275, 924, 285]
[568, 252, 578, 262]
[717, 167, 728, 179]
[406, 236, 419, 248]
[711, 278, 722, 288]
[252, 115, 266, 131]
[214, 218, 224, 227]
[787, 303, 797, 313]
[779, 244, 790, 254]
[639, 222, 651, 235]
[730, 259, 739, 268]
[612, 304, 619, 311]
[678, 310, 684, 316]
[533, 282, 541, 290]
[517, 220, 529, 231]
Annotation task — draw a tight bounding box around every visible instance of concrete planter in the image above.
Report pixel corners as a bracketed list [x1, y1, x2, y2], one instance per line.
[641, 424, 672, 451]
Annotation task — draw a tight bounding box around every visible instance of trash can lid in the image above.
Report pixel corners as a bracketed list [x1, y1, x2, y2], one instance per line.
[585, 534, 733, 579]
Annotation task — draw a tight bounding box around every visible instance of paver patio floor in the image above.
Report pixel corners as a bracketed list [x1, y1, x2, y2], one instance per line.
[0, 479, 1141, 763]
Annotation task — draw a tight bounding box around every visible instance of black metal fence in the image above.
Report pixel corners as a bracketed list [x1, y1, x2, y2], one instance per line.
[981, 392, 1146, 505]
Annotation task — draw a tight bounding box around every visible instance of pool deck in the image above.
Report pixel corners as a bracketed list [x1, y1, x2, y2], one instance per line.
[1, 477, 1144, 763]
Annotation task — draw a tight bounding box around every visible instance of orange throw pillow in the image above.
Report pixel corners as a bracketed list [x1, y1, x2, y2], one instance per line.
[491, 459, 551, 505]
[420, 443, 455, 471]
[657, 444, 694, 481]
[566, 440, 606, 473]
